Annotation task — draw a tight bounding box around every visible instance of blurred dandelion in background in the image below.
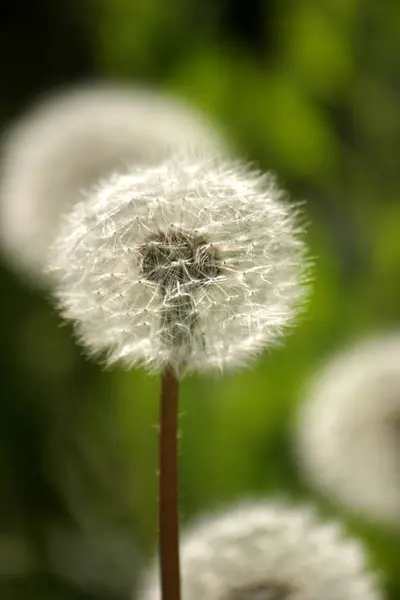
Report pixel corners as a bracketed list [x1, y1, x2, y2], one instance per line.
[0, 82, 226, 283]
[138, 500, 381, 600]
[296, 332, 400, 527]
[48, 155, 310, 375]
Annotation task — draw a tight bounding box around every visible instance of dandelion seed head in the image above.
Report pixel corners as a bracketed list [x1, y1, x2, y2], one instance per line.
[296, 332, 400, 526]
[138, 501, 381, 600]
[138, 229, 222, 288]
[0, 82, 225, 282]
[223, 581, 295, 600]
[49, 155, 309, 374]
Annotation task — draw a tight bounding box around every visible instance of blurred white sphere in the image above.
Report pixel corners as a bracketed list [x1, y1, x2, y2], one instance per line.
[139, 500, 381, 600]
[296, 332, 400, 526]
[0, 81, 227, 283]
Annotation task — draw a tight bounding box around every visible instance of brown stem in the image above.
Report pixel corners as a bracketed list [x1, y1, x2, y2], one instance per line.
[159, 367, 181, 600]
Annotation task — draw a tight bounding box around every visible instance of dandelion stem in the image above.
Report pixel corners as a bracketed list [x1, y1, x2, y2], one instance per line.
[159, 367, 181, 600]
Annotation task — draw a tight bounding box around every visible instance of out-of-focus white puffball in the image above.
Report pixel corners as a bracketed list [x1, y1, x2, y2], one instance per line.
[296, 332, 400, 526]
[0, 82, 227, 283]
[138, 500, 381, 600]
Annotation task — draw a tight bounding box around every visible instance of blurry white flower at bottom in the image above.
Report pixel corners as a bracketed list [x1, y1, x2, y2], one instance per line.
[0, 82, 227, 283]
[138, 501, 381, 600]
[46, 524, 139, 597]
[48, 155, 309, 375]
[296, 332, 400, 527]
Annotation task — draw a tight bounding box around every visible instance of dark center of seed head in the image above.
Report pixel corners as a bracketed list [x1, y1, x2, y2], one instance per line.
[224, 582, 296, 600]
[139, 229, 222, 289]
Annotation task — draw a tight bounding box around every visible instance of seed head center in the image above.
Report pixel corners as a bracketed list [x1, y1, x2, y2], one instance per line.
[139, 228, 221, 288]
[224, 582, 296, 600]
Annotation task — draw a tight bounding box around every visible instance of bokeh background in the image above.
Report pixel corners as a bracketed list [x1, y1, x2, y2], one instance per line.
[1, 0, 399, 598]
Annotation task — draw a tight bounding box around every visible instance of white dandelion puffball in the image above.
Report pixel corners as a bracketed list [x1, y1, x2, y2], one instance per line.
[48, 155, 309, 374]
[138, 501, 381, 600]
[0, 82, 226, 281]
[296, 332, 400, 526]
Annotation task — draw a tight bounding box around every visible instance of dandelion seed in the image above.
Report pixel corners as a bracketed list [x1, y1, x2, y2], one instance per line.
[138, 500, 381, 600]
[48, 155, 309, 375]
[296, 332, 400, 526]
[0, 82, 225, 282]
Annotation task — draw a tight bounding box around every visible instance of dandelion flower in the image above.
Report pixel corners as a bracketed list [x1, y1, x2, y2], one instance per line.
[296, 332, 400, 526]
[48, 155, 309, 375]
[0, 82, 226, 282]
[138, 500, 381, 600]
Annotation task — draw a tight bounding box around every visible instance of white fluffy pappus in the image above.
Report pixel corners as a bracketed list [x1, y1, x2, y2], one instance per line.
[48, 155, 310, 374]
[296, 332, 400, 527]
[0, 82, 226, 282]
[138, 500, 381, 600]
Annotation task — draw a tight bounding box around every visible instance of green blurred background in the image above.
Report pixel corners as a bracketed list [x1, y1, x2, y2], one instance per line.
[1, 0, 400, 598]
